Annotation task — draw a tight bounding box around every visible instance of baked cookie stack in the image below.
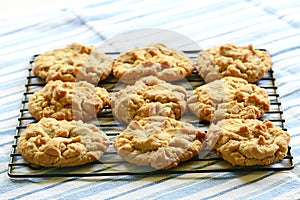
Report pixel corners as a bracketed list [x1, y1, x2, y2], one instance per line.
[18, 43, 113, 167]
[17, 42, 290, 170]
[191, 43, 290, 166]
[111, 43, 207, 170]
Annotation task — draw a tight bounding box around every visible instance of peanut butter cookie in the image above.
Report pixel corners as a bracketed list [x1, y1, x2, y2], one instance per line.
[113, 116, 206, 170]
[112, 43, 195, 84]
[33, 43, 113, 83]
[187, 77, 270, 122]
[197, 43, 272, 83]
[28, 80, 110, 121]
[111, 76, 187, 124]
[207, 119, 290, 166]
[17, 118, 110, 167]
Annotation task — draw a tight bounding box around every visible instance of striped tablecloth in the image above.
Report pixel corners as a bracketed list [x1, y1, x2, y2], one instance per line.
[1, 0, 300, 199]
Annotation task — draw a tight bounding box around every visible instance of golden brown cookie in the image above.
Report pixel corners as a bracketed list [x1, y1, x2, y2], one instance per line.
[207, 119, 290, 166]
[17, 118, 110, 167]
[187, 77, 270, 122]
[111, 76, 187, 124]
[113, 116, 207, 170]
[112, 43, 195, 84]
[28, 80, 110, 121]
[197, 43, 272, 83]
[33, 43, 113, 83]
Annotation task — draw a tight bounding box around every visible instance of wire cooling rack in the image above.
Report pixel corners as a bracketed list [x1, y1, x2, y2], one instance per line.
[8, 50, 294, 178]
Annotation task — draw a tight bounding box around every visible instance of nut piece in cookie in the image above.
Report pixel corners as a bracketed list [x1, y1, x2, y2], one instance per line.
[111, 76, 188, 124]
[28, 80, 110, 121]
[17, 118, 110, 167]
[187, 77, 270, 122]
[113, 116, 207, 170]
[197, 43, 272, 83]
[33, 43, 113, 83]
[207, 119, 290, 166]
[112, 43, 195, 84]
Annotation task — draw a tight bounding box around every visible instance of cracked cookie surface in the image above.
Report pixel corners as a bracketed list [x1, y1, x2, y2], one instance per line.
[187, 76, 270, 122]
[113, 116, 207, 170]
[112, 43, 195, 84]
[28, 80, 110, 121]
[17, 118, 110, 167]
[197, 43, 272, 83]
[33, 43, 113, 83]
[111, 76, 187, 124]
[207, 119, 290, 166]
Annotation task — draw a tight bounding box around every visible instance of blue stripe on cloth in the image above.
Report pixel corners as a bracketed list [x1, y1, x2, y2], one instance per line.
[103, 174, 191, 200]
[0, 15, 106, 57]
[0, 87, 24, 101]
[47, 162, 220, 199]
[8, 175, 146, 200]
[7, 178, 79, 200]
[138, 173, 242, 200]
[0, 141, 14, 148]
[55, 165, 217, 199]
[53, 175, 150, 200]
[0, 77, 26, 91]
[0, 12, 68, 36]
[237, 178, 300, 200]
[200, 172, 278, 200]
[6, 165, 128, 199]
[0, 66, 28, 79]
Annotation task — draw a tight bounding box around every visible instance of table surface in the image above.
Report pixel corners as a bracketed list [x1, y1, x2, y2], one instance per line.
[1, 0, 300, 199]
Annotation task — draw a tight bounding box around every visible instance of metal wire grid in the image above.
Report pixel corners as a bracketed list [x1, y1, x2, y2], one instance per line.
[8, 51, 294, 178]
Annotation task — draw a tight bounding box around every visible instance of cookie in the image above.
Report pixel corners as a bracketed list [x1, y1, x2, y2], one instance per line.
[197, 43, 272, 83]
[112, 43, 195, 84]
[33, 43, 113, 83]
[207, 119, 290, 166]
[28, 80, 110, 121]
[111, 76, 187, 124]
[17, 118, 110, 167]
[187, 77, 270, 122]
[113, 116, 206, 170]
